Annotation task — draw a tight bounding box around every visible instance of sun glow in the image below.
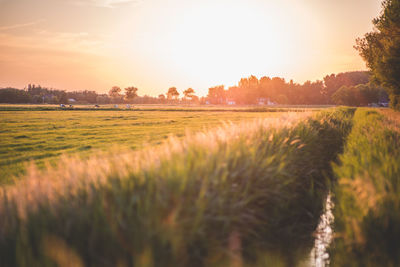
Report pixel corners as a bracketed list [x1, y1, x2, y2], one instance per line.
[114, 0, 310, 95]
[0, 0, 381, 95]
[167, 2, 294, 88]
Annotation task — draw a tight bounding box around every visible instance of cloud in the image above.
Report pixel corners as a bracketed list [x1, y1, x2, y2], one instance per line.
[0, 20, 44, 31]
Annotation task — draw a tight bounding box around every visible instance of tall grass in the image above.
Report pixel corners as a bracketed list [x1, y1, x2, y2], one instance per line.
[0, 109, 287, 183]
[332, 108, 400, 266]
[0, 108, 354, 267]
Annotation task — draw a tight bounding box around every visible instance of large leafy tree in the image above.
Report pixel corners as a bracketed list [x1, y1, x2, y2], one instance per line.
[355, 0, 400, 109]
[124, 86, 138, 102]
[183, 88, 195, 100]
[207, 85, 225, 104]
[323, 71, 370, 102]
[109, 86, 121, 98]
[167, 87, 179, 100]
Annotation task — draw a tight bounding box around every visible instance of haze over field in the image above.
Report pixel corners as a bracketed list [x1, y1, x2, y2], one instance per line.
[0, 0, 381, 95]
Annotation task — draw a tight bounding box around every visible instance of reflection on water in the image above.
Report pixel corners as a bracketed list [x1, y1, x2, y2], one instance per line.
[304, 193, 334, 267]
[310, 193, 334, 266]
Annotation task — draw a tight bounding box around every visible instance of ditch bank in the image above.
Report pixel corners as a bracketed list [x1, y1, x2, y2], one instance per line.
[331, 108, 400, 266]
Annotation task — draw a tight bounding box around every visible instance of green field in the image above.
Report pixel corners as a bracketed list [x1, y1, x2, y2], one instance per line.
[0, 107, 344, 266]
[1, 106, 400, 266]
[0, 107, 299, 183]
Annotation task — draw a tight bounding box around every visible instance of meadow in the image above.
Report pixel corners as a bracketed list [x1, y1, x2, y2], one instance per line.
[0, 106, 299, 183]
[1, 105, 400, 266]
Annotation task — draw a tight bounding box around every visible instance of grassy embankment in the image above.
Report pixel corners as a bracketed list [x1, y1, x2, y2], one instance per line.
[332, 108, 400, 266]
[0, 108, 354, 266]
[0, 110, 290, 184]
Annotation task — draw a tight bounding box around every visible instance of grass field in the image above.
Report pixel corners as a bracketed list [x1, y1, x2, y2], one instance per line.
[0, 108, 300, 183]
[0, 106, 355, 266]
[2, 105, 400, 266]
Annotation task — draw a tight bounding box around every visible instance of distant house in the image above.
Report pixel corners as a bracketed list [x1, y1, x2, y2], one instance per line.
[368, 103, 379, 107]
[379, 102, 389, 107]
[255, 98, 276, 105]
[267, 98, 276, 106]
[68, 98, 76, 103]
[257, 98, 267, 105]
[226, 98, 236, 105]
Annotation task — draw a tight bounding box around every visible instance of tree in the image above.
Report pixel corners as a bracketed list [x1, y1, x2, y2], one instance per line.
[331, 83, 387, 106]
[207, 85, 225, 104]
[226, 86, 245, 104]
[332, 86, 357, 106]
[276, 94, 289, 105]
[59, 91, 68, 104]
[124, 86, 138, 102]
[355, 0, 400, 109]
[238, 75, 260, 104]
[0, 88, 31, 103]
[109, 86, 121, 98]
[191, 95, 199, 104]
[355, 84, 382, 105]
[183, 88, 195, 100]
[109, 86, 123, 104]
[323, 72, 369, 103]
[158, 94, 166, 104]
[167, 87, 179, 100]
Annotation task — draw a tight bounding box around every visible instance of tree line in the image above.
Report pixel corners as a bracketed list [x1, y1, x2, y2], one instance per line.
[0, 71, 388, 106]
[206, 71, 386, 105]
[0, 84, 199, 105]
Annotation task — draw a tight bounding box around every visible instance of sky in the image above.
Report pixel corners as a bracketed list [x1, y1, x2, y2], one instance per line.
[0, 0, 382, 96]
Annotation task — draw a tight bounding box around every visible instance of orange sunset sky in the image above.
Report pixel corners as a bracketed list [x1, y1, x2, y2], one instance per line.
[0, 0, 381, 96]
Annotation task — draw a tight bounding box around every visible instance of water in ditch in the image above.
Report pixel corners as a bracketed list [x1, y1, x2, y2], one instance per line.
[301, 193, 334, 267]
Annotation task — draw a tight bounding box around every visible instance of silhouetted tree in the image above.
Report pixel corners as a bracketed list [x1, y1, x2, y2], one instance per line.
[332, 83, 387, 106]
[67, 90, 98, 104]
[332, 86, 357, 106]
[323, 72, 369, 103]
[183, 88, 195, 100]
[357, 83, 387, 104]
[226, 86, 244, 104]
[109, 86, 123, 103]
[0, 88, 31, 103]
[59, 91, 68, 104]
[207, 85, 225, 104]
[167, 87, 179, 100]
[276, 94, 289, 104]
[96, 94, 111, 104]
[238, 75, 260, 104]
[191, 95, 200, 104]
[124, 86, 138, 102]
[109, 86, 121, 98]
